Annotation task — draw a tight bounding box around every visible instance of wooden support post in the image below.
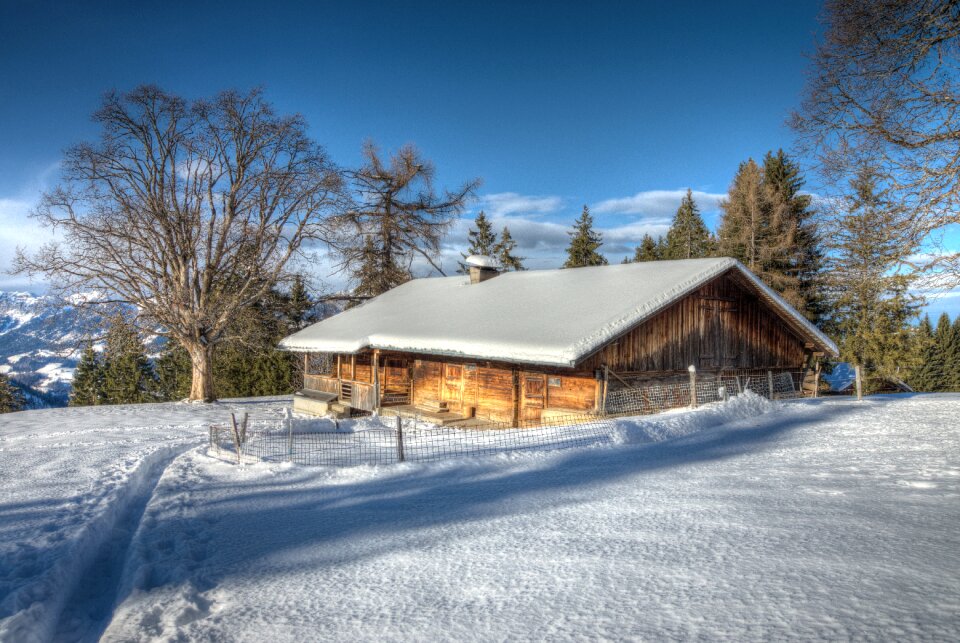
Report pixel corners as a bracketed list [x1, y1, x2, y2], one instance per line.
[855, 364, 863, 401]
[601, 365, 610, 414]
[734, 375, 743, 395]
[372, 349, 381, 411]
[350, 354, 356, 381]
[767, 370, 775, 400]
[688, 365, 698, 408]
[336, 354, 341, 381]
[813, 361, 821, 399]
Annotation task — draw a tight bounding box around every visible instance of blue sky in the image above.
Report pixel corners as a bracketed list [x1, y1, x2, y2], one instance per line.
[1, 0, 957, 318]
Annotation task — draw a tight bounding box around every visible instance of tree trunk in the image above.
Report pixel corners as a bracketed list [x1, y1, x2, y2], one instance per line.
[185, 343, 216, 402]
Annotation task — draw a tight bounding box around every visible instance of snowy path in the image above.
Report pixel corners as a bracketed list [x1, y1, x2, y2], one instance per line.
[0, 398, 290, 643]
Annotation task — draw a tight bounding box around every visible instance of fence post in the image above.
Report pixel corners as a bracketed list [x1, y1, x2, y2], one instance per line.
[734, 375, 742, 395]
[688, 365, 698, 408]
[855, 364, 863, 401]
[767, 370, 775, 400]
[286, 408, 294, 462]
[396, 415, 405, 462]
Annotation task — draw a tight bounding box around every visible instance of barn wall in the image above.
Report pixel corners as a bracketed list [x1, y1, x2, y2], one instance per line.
[579, 273, 810, 374]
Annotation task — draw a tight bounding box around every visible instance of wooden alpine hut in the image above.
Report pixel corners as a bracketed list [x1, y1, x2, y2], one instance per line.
[280, 256, 838, 425]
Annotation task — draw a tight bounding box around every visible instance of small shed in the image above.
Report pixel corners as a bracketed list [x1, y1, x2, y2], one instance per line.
[280, 257, 838, 424]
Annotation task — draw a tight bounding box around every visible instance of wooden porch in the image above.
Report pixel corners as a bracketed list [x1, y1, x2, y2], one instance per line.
[300, 350, 417, 415]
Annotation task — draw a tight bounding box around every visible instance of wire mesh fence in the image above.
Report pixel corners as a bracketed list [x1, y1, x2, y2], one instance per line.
[209, 371, 799, 467]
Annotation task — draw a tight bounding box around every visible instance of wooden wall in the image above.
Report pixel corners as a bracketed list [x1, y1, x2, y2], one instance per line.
[579, 272, 810, 374]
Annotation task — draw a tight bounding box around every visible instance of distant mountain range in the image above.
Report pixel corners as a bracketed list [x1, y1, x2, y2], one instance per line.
[0, 291, 153, 408]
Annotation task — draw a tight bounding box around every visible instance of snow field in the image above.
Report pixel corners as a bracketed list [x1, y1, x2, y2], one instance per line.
[2, 394, 959, 641]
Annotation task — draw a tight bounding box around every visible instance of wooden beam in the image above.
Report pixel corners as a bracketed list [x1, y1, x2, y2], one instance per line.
[373, 349, 381, 410]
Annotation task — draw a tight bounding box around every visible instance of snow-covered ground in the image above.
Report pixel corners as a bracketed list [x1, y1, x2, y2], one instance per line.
[1, 394, 959, 641]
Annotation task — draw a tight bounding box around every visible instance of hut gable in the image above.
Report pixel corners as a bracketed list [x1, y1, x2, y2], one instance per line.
[280, 257, 837, 364]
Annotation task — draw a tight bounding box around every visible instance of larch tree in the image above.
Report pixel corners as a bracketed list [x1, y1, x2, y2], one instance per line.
[824, 166, 923, 387]
[664, 189, 713, 259]
[494, 226, 525, 271]
[792, 0, 960, 285]
[564, 206, 608, 268]
[14, 86, 345, 401]
[335, 142, 480, 298]
[762, 150, 825, 322]
[718, 153, 824, 319]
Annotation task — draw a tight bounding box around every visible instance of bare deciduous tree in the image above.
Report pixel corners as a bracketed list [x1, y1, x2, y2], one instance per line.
[333, 142, 480, 299]
[792, 0, 960, 282]
[14, 86, 344, 401]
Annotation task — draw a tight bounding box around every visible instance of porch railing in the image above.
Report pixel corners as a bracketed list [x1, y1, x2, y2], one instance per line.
[304, 374, 339, 395]
[302, 374, 379, 412]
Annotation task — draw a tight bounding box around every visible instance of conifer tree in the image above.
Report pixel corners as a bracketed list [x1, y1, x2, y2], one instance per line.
[286, 274, 315, 331]
[633, 234, 661, 262]
[563, 206, 608, 268]
[351, 235, 411, 303]
[718, 152, 824, 320]
[465, 211, 497, 257]
[909, 315, 940, 392]
[70, 343, 105, 406]
[0, 372, 25, 413]
[101, 314, 156, 404]
[932, 313, 955, 392]
[494, 226, 525, 271]
[664, 189, 713, 259]
[946, 316, 960, 392]
[825, 167, 921, 389]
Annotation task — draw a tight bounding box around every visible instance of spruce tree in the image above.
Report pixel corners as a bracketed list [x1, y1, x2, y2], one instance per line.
[0, 372, 25, 413]
[70, 343, 105, 406]
[910, 315, 940, 392]
[825, 167, 921, 390]
[464, 211, 497, 256]
[932, 313, 954, 392]
[633, 234, 661, 262]
[155, 341, 192, 401]
[494, 226, 525, 271]
[101, 314, 156, 405]
[946, 316, 960, 392]
[351, 235, 411, 303]
[563, 206, 608, 268]
[287, 274, 315, 331]
[664, 189, 712, 259]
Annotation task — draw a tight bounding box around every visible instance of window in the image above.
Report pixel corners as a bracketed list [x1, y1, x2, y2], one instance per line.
[548, 376, 562, 388]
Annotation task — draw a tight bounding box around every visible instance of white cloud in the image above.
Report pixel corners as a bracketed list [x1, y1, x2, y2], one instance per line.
[477, 192, 564, 218]
[592, 189, 725, 217]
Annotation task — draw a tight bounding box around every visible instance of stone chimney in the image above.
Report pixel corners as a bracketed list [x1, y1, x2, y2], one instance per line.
[464, 255, 501, 284]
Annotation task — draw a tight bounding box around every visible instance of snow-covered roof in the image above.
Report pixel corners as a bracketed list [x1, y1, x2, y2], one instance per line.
[281, 257, 838, 366]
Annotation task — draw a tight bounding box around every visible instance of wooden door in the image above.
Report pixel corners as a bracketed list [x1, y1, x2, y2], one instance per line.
[441, 364, 463, 410]
[699, 298, 739, 369]
[520, 373, 546, 422]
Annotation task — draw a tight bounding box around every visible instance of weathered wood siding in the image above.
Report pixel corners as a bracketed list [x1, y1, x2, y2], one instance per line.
[579, 272, 809, 373]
